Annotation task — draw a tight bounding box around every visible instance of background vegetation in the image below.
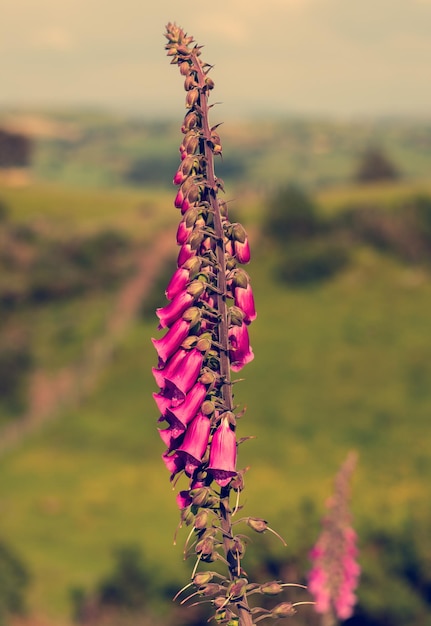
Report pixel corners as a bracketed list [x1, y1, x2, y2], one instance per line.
[1, 111, 431, 626]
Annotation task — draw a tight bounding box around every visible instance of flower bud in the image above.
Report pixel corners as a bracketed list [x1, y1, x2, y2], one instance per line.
[229, 306, 245, 326]
[182, 111, 199, 132]
[246, 517, 268, 533]
[201, 400, 215, 415]
[184, 74, 197, 90]
[194, 509, 209, 530]
[187, 280, 206, 298]
[204, 77, 215, 90]
[186, 88, 199, 109]
[193, 571, 214, 586]
[232, 223, 247, 243]
[181, 335, 198, 349]
[260, 582, 283, 595]
[190, 487, 211, 507]
[272, 603, 296, 618]
[199, 369, 217, 385]
[182, 306, 201, 326]
[196, 337, 211, 353]
[179, 61, 190, 75]
[233, 269, 249, 289]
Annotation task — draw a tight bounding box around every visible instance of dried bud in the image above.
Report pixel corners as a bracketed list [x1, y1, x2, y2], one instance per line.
[182, 111, 199, 132]
[272, 603, 296, 618]
[246, 517, 268, 533]
[179, 61, 190, 75]
[204, 76, 215, 90]
[186, 88, 199, 109]
[184, 74, 197, 90]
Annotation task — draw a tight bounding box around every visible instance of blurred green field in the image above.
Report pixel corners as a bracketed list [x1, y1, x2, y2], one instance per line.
[1, 178, 431, 623]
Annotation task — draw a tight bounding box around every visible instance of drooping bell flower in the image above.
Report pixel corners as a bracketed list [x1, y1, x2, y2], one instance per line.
[152, 317, 191, 364]
[228, 321, 254, 372]
[234, 283, 256, 324]
[163, 347, 204, 401]
[165, 267, 190, 300]
[208, 415, 237, 487]
[158, 424, 184, 449]
[156, 290, 196, 329]
[162, 449, 184, 479]
[177, 412, 211, 476]
[152, 347, 188, 391]
[165, 381, 207, 431]
[177, 243, 196, 267]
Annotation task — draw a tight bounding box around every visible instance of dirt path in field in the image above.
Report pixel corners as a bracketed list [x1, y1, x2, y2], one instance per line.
[0, 227, 175, 455]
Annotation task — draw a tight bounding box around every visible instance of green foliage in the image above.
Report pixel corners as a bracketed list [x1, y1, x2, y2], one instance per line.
[0, 334, 32, 417]
[264, 184, 322, 245]
[354, 147, 400, 183]
[277, 239, 350, 286]
[0, 540, 30, 625]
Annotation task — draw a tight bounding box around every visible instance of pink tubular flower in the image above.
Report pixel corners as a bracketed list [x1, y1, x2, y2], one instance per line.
[234, 238, 251, 264]
[163, 347, 204, 400]
[177, 243, 196, 267]
[176, 220, 193, 245]
[308, 452, 360, 622]
[229, 322, 254, 372]
[234, 283, 256, 324]
[208, 416, 237, 486]
[165, 267, 190, 300]
[177, 412, 211, 476]
[152, 347, 188, 392]
[152, 317, 191, 364]
[165, 381, 207, 431]
[156, 289, 195, 329]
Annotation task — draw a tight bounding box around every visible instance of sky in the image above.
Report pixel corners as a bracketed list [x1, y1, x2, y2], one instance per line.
[1, 0, 431, 119]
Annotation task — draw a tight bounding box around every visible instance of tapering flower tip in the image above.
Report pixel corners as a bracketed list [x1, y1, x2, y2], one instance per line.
[177, 412, 211, 476]
[152, 317, 191, 364]
[158, 424, 184, 449]
[177, 243, 196, 267]
[153, 391, 174, 417]
[152, 347, 188, 391]
[228, 321, 254, 372]
[234, 283, 256, 324]
[176, 220, 192, 245]
[162, 450, 184, 478]
[208, 416, 237, 487]
[163, 347, 204, 400]
[176, 490, 192, 510]
[165, 266, 190, 300]
[156, 288, 196, 329]
[234, 238, 251, 264]
[165, 381, 207, 431]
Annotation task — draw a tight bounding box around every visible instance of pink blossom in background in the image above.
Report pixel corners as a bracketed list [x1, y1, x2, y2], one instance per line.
[308, 452, 360, 622]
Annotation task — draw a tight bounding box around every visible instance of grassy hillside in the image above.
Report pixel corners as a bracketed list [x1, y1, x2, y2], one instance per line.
[1, 179, 431, 623]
